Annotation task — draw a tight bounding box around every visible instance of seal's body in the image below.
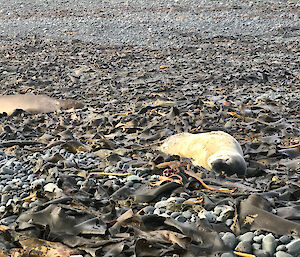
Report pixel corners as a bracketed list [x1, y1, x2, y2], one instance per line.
[0, 94, 83, 115]
[160, 131, 246, 176]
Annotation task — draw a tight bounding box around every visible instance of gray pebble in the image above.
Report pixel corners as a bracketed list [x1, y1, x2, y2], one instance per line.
[126, 175, 142, 182]
[0, 215, 17, 225]
[0, 167, 15, 175]
[22, 202, 29, 209]
[275, 251, 293, 257]
[2, 185, 11, 192]
[286, 238, 300, 255]
[171, 212, 181, 219]
[167, 197, 185, 203]
[154, 200, 168, 209]
[225, 219, 233, 227]
[175, 215, 187, 223]
[1, 194, 12, 205]
[198, 210, 216, 222]
[254, 234, 265, 243]
[182, 210, 192, 219]
[0, 206, 5, 212]
[235, 241, 252, 253]
[262, 233, 277, 256]
[279, 236, 291, 244]
[222, 232, 237, 249]
[239, 232, 255, 243]
[153, 208, 166, 215]
[220, 253, 235, 257]
[32, 178, 45, 187]
[252, 243, 261, 250]
[0, 175, 12, 180]
[276, 245, 287, 252]
[253, 249, 270, 257]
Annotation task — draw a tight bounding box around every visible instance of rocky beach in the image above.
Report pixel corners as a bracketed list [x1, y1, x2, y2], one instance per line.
[0, 0, 299, 256]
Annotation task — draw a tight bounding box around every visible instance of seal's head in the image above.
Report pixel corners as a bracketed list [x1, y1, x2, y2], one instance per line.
[207, 151, 247, 177]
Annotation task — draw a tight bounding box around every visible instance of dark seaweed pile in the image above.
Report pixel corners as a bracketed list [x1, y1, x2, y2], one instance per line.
[0, 35, 299, 256]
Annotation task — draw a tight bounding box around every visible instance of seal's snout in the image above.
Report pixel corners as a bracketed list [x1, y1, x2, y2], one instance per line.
[210, 154, 247, 177]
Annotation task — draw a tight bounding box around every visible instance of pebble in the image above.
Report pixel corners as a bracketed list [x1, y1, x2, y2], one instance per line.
[182, 211, 192, 219]
[252, 243, 261, 250]
[171, 212, 181, 219]
[286, 238, 300, 255]
[220, 253, 235, 257]
[262, 233, 277, 256]
[235, 241, 252, 253]
[0, 166, 15, 175]
[1, 194, 12, 205]
[167, 197, 185, 203]
[153, 208, 165, 215]
[279, 236, 291, 244]
[126, 175, 142, 182]
[0, 215, 17, 225]
[239, 232, 255, 243]
[254, 234, 265, 243]
[0, 206, 5, 212]
[276, 245, 287, 252]
[275, 251, 293, 257]
[2, 185, 12, 192]
[253, 249, 270, 257]
[221, 232, 237, 249]
[225, 219, 233, 226]
[154, 200, 168, 209]
[175, 215, 187, 223]
[198, 210, 216, 222]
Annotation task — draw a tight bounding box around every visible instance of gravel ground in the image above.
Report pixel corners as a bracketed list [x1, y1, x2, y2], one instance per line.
[0, 0, 299, 47]
[0, 1, 299, 257]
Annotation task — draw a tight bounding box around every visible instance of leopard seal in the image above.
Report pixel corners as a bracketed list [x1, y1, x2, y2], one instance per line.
[159, 131, 247, 177]
[0, 94, 83, 115]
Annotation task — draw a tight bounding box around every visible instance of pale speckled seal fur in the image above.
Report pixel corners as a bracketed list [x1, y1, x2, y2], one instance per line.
[0, 94, 83, 115]
[159, 131, 247, 176]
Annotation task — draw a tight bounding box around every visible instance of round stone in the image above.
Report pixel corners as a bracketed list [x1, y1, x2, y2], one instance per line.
[253, 249, 270, 257]
[144, 206, 155, 214]
[252, 243, 261, 250]
[126, 175, 142, 182]
[279, 236, 291, 244]
[254, 235, 265, 243]
[286, 238, 300, 255]
[171, 212, 181, 219]
[220, 253, 235, 257]
[239, 232, 255, 243]
[235, 241, 252, 253]
[275, 251, 293, 257]
[182, 210, 192, 219]
[153, 208, 165, 215]
[225, 219, 233, 227]
[167, 197, 185, 203]
[154, 200, 168, 209]
[0, 167, 15, 175]
[222, 232, 237, 249]
[262, 233, 277, 256]
[276, 245, 287, 252]
[175, 215, 187, 223]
